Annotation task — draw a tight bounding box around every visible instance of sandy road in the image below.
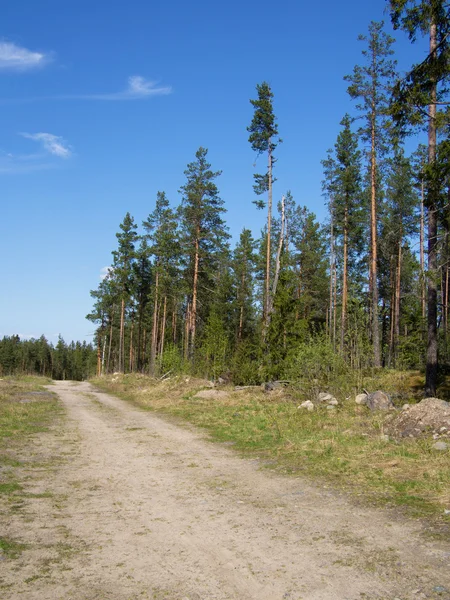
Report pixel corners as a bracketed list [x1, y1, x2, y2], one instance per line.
[1, 381, 449, 600]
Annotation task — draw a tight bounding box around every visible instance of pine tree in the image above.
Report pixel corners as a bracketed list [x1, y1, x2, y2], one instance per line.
[247, 82, 281, 334]
[112, 213, 138, 373]
[179, 147, 229, 361]
[388, 0, 450, 394]
[380, 149, 418, 365]
[232, 228, 257, 343]
[322, 115, 363, 353]
[143, 191, 180, 374]
[345, 21, 397, 367]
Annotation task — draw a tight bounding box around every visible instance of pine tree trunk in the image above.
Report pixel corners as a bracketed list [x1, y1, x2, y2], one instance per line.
[129, 319, 134, 372]
[150, 271, 159, 375]
[184, 302, 190, 361]
[425, 19, 438, 397]
[269, 195, 285, 321]
[370, 113, 381, 367]
[107, 316, 113, 374]
[172, 303, 177, 344]
[119, 297, 125, 373]
[96, 334, 102, 377]
[340, 205, 349, 354]
[238, 272, 245, 342]
[190, 234, 200, 360]
[394, 235, 402, 366]
[420, 181, 426, 321]
[159, 295, 167, 366]
[329, 206, 335, 344]
[263, 143, 273, 337]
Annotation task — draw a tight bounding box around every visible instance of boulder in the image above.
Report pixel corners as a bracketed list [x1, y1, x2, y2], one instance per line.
[355, 393, 368, 405]
[298, 400, 314, 411]
[432, 441, 448, 451]
[318, 392, 335, 403]
[365, 391, 394, 411]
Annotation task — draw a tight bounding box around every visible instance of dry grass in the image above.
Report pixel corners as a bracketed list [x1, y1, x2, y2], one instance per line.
[92, 373, 450, 527]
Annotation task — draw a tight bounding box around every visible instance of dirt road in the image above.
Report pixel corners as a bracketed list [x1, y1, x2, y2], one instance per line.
[1, 381, 449, 599]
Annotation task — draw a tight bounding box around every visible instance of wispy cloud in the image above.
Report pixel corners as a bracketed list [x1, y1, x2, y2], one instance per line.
[66, 75, 172, 101]
[0, 132, 73, 174]
[0, 75, 172, 104]
[21, 132, 72, 158]
[0, 41, 51, 71]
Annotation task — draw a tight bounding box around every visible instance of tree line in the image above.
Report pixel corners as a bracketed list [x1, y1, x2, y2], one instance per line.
[88, 2, 450, 392]
[0, 335, 97, 381]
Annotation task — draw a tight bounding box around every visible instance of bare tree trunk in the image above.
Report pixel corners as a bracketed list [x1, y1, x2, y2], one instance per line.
[340, 205, 349, 354]
[263, 143, 273, 338]
[184, 302, 191, 361]
[329, 205, 335, 344]
[159, 296, 167, 367]
[107, 316, 113, 374]
[420, 181, 426, 321]
[118, 297, 125, 372]
[149, 271, 159, 375]
[268, 195, 285, 321]
[97, 334, 102, 377]
[370, 112, 381, 367]
[425, 19, 438, 397]
[172, 302, 177, 344]
[190, 234, 200, 360]
[394, 237, 402, 366]
[129, 319, 134, 372]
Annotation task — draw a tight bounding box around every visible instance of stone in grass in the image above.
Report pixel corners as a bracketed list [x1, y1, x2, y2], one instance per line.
[432, 441, 448, 451]
[298, 400, 314, 411]
[318, 392, 335, 403]
[355, 393, 368, 405]
[326, 405, 336, 410]
[365, 391, 394, 411]
[328, 399, 339, 406]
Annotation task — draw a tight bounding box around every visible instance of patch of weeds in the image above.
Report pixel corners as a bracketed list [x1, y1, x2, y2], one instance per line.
[0, 537, 27, 559]
[0, 481, 22, 494]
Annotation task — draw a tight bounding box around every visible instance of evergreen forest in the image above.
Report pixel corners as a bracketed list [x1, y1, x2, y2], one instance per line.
[87, 6, 450, 394]
[9, 3, 449, 393]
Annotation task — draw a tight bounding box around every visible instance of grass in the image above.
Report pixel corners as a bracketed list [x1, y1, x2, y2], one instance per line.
[0, 536, 27, 558]
[92, 372, 450, 527]
[0, 375, 62, 560]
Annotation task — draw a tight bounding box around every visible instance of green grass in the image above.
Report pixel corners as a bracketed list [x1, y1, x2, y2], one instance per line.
[0, 376, 63, 562]
[0, 536, 27, 559]
[92, 373, 450, 526]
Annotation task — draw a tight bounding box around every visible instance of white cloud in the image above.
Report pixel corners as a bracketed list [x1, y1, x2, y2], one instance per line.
[0, 41, 50, 71]
[74, 75, 172, 101]
[100, 266, 114, 280]
[21, 132, 72, 158]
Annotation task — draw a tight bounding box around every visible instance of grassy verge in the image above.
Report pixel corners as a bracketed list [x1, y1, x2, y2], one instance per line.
[0, 375, 61, 558]
[92, 373, 450, 528]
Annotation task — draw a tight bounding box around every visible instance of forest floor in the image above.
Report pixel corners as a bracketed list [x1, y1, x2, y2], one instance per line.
[0, 379, 449, 600]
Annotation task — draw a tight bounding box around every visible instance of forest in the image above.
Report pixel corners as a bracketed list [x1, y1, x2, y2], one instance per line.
[85, 5, 450, 395]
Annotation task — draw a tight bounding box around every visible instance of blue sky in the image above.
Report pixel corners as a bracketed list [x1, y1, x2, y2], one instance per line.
[1, 0, 428, 344]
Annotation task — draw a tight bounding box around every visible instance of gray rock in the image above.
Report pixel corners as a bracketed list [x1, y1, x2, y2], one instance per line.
[380, 434, 390, 442]
[326, 405, 336, 410]
[365, 391, 394, 411]
[355, 393, 368, 405]
[298, 400, 314, 411]
[402, 403, 410, 411]
[328, 399, 339, 406]
[432, 441, 448, 451]
[318, 392, 335, 403]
